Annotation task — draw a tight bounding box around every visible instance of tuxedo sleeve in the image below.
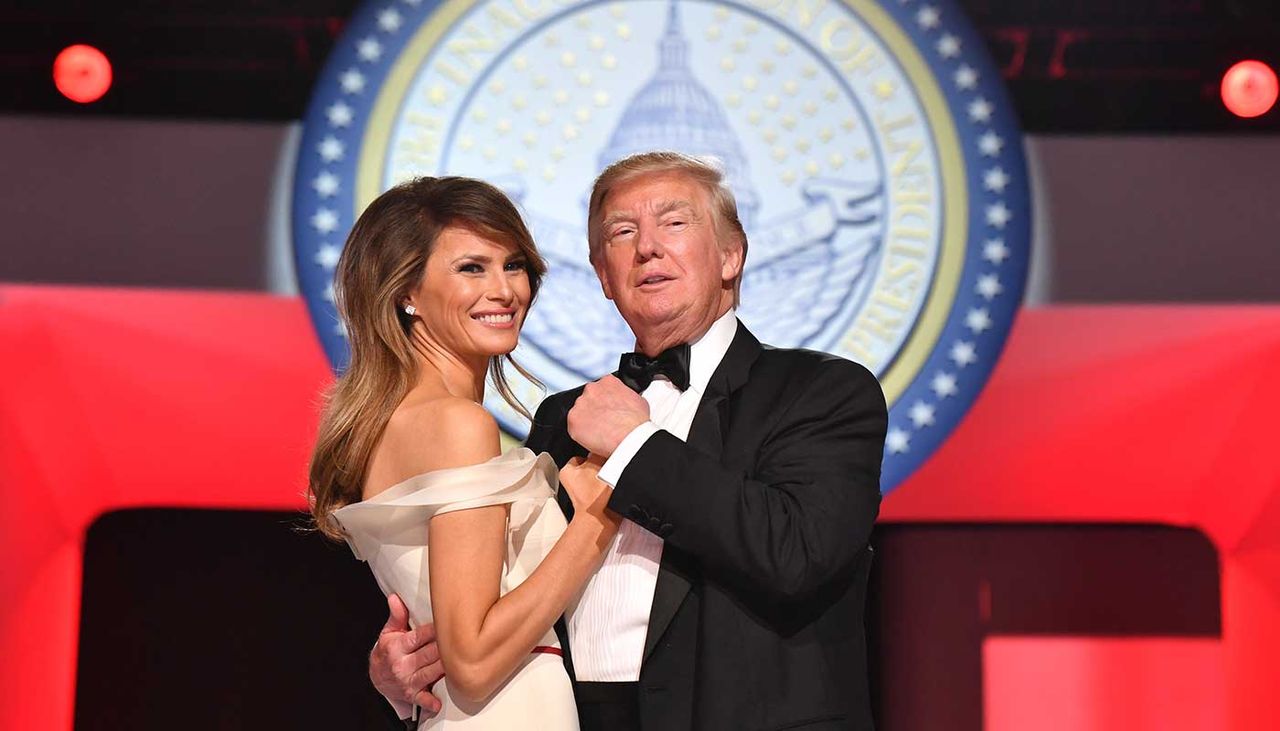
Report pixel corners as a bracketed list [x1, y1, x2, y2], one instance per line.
[607, 358, 887, 602]
[523, 395, 560, 454]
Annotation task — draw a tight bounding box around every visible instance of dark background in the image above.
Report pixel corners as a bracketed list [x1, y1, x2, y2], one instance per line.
[3, 0, 1280, 131]
[75, 512, 1220, 730]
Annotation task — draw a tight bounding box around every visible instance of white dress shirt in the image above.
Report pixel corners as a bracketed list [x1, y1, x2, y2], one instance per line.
[567, 308, 739, 681]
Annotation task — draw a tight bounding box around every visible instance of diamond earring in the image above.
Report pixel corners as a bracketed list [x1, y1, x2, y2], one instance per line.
[403, 304, 417, 316]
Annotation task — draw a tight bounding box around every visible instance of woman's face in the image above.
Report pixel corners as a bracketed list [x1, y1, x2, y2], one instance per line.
[406, 225, 532, 361]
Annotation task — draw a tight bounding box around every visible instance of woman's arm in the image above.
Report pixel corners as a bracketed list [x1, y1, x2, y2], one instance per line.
[421, 400, 616, 704]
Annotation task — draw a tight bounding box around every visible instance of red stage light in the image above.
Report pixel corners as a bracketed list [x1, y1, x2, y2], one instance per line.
[1220, 60, 1278, 119]
[52, 44, 112, 104]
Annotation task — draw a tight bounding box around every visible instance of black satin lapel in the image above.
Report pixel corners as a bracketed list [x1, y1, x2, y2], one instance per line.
[643, 550, 694, 662]
[646, 323, 764, 663]
[641, 323, 761, 662]
[685, 392, 727, 454]
[643, 390, 728, 663]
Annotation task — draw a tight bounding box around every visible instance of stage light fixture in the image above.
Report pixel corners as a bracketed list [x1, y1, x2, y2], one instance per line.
[53, 44, 112, 104]
[1220, 60, 1277, 118]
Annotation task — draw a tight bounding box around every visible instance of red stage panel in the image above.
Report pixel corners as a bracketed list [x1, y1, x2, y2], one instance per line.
[984, 636, 1224, 730]
[0, 285, 332, 731]
[2, 285, 1278, 730]
[883, 305, 1280, 731]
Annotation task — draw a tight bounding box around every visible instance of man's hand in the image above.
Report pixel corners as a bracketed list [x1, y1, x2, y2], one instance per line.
[370, 594, 444, 715]
[567, 375, 650, 457]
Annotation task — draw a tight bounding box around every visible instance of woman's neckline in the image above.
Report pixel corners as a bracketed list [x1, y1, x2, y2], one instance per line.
[361, 448, 534, 503]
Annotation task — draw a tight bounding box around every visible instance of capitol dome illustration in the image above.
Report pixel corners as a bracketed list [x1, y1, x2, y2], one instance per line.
[596, 1, 760, 230]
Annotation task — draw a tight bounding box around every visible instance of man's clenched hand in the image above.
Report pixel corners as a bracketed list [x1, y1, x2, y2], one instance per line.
[567, 375, 651, 457]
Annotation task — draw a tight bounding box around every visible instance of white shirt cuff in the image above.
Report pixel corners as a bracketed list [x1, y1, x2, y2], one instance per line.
[597, 421, 660, 487]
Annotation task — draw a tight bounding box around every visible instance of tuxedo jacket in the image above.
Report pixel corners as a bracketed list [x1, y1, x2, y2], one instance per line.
[525, 322, 887, 731]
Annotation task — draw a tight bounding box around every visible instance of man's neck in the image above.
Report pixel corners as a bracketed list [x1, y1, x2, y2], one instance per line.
[634, 302, 733, 356]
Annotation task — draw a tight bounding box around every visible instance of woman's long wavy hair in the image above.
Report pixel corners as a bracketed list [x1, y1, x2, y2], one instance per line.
[308, 176, 546, 540]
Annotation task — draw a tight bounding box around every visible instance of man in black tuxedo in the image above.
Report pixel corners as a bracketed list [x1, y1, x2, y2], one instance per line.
[370, 151, 886, 730]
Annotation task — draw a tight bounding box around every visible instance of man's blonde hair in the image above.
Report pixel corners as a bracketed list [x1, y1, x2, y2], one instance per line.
[587, 151, 749, 303]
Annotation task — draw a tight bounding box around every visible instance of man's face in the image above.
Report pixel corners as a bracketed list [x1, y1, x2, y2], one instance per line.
[592, 172, 742, 343]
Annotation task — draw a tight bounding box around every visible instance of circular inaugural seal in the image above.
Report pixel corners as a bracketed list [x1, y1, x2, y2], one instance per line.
[292, 0, 1031, 494]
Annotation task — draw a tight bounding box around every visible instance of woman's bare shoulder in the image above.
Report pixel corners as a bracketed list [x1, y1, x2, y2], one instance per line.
[367, 396, 501, 496]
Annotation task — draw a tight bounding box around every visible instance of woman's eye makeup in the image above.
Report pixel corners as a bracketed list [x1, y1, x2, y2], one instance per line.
[455, 258, 526, 274]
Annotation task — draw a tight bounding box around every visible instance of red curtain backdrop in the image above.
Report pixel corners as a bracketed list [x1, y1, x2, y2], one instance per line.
[2, 284, 1277, 730]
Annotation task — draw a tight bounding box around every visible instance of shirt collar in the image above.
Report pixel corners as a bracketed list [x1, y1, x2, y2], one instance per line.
[686, 308, 738, 394]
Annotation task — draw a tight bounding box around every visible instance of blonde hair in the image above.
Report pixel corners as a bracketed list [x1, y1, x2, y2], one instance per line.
[586, 151, 748, 303]
[308, 177, 546, 540]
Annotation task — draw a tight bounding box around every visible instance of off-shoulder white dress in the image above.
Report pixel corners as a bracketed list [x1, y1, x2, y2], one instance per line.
[333, 448, 578, 729]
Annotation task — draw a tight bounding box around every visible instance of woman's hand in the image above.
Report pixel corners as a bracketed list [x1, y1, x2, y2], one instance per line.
[560, 455, 621, 532]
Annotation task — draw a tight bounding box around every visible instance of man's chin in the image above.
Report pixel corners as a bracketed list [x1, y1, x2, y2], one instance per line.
[624, 308, 698, 339]
[624, 306, 674, 325]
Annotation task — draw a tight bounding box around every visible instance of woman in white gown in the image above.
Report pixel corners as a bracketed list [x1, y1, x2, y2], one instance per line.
[307, 177, 618, 729]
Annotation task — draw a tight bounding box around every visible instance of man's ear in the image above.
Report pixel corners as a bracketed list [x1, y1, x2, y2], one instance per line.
[593, 257, 615, 301]
[720, 237, 745, 283]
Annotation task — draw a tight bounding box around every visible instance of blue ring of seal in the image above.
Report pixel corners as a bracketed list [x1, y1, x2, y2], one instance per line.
[291, 0, 1032, 494]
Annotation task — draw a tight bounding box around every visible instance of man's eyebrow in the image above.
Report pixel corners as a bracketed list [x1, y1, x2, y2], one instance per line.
[600, 212, 635, 230]
[654, 199, 695, 216]
[600, 199, 697, 232]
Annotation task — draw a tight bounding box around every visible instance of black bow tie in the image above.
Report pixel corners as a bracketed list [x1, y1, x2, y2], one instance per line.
[618, 343, 692, 392]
